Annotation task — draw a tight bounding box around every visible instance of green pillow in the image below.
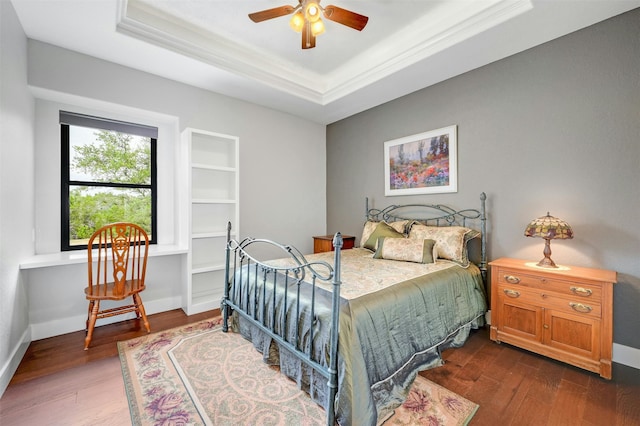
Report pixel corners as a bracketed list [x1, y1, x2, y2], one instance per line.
[363, 221, 404, 251]
[373, 238, 436, 263]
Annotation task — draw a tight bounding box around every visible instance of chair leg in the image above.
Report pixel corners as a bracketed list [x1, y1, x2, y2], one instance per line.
[85, 300, 94, 333]
[133, 293, 150, 333]
[84, 300, 100, 350]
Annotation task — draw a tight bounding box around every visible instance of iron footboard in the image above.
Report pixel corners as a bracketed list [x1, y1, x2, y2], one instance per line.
[222, 222, 342, 426]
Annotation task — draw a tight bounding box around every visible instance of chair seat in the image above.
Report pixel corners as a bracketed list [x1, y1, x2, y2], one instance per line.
[85, 280, 146, 300]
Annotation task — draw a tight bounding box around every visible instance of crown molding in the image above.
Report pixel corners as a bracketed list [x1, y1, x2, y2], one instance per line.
[116, 0, 532, 106]
[116, 0, 326, 103]
[324, 0, 533, 103]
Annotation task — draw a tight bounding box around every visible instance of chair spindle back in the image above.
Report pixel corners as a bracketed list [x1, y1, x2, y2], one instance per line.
[87, 223, 149, 297]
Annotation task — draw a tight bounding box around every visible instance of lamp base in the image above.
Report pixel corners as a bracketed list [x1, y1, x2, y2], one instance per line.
[536, 256, 558, 268]
[537, 238, 559, 268]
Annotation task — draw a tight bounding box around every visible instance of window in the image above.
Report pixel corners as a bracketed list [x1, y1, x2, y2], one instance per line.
[60, 111, 157, 250]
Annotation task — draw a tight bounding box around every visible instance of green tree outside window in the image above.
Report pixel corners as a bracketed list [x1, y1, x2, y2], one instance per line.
[67, 129, 152, 246]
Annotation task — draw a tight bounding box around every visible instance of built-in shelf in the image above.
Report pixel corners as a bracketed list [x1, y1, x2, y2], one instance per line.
[182, 128, 239, 315]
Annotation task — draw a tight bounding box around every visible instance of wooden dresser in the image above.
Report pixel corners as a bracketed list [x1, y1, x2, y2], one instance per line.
[489, 257, 616, 379]
[313, 235, 355, 253]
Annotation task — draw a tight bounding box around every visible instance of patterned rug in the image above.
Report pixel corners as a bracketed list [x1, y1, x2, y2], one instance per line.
[118, 318, 478, 425]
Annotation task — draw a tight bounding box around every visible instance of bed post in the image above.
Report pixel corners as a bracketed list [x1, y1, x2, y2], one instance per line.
[365, 197, 369, 221]
[479, 192, 487, 285]
[222, 221, 232, 332]
[327, 232, 342, 426]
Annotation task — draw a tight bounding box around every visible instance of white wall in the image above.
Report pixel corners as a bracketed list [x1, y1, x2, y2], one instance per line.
[23, 255, 184, 339]
[0, 32, 326, 393]
[27, 40, 327, 252]
[0, 1, 35, 396]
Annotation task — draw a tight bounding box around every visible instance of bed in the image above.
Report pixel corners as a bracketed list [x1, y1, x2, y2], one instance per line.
[222, 193, 488, 425]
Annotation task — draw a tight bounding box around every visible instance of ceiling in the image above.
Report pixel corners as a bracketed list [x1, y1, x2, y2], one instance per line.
[10, 0, 640, 124]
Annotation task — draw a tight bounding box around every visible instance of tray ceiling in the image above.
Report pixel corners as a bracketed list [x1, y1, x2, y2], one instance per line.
[11, 0, 640, 124]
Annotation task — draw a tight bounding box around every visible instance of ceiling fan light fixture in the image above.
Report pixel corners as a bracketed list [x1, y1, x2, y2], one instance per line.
[305, 2, 321, 22]
[311, 18, 325, 36]
[289, 11, 304, 32]
[248, 1, 368, 49]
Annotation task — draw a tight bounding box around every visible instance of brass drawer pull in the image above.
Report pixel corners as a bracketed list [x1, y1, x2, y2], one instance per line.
[570, 286, 593, 297]
[503, 289, 520, 298]
[504, 275, 520, 284]
[569, 302, 592, 313]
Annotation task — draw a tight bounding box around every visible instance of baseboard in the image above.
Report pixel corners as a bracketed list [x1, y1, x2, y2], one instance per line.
[30, 296, 182, 340]
[613, 343, 640, 370]
[0, 327, 30, 398]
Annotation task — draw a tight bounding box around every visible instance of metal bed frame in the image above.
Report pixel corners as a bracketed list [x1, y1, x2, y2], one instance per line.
[365, 192, 487, 281]
[221, 192, 487, 426]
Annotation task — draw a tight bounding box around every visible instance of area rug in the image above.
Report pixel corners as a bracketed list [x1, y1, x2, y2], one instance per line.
[118, 318, 478, 425]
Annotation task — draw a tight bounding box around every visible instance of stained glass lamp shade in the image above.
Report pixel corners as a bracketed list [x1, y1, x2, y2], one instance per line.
[524, 212, 573, 268]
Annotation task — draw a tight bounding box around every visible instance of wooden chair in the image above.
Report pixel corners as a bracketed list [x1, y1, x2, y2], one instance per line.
[84, 222, 150, 350]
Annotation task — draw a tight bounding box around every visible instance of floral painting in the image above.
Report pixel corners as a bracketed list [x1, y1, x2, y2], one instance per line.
[384, 125, 457, 196]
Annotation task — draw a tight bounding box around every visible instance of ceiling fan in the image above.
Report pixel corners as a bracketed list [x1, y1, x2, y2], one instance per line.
[248, 1, 369, 49]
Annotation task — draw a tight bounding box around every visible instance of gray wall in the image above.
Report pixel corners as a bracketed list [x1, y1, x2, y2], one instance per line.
[326, 9, 640, 351]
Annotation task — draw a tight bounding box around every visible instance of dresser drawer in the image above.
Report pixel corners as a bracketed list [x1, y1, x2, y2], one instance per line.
[498, 283, 602, 318]
[497, 267, 602, 301]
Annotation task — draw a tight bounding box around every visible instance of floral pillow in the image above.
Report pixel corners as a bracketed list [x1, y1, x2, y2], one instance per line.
[373, 237, 436, 264]
[388, 219, 410, 234]
[408, 224, 474, 266]
[362, 221, 405, 251]
[360, 220, 409, 249]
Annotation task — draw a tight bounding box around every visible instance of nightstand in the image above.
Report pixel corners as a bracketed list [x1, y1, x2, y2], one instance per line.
[313, 235, 355, 253]
[489, 257, 616, 379]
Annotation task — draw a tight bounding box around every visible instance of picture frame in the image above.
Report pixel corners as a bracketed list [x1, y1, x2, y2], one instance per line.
[384, 125, 457, 196]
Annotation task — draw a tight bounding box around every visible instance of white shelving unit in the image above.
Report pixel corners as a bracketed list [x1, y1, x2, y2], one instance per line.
[182, 128, 239, 315]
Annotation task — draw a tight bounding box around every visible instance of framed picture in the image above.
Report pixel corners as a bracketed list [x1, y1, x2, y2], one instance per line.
[384, 125, 457, 196]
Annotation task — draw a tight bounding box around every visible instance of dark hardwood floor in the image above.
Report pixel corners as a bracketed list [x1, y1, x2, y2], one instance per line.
[8, 308, 218, 386]
[420, 327, 640, 426]
[2, 309, 639, 425]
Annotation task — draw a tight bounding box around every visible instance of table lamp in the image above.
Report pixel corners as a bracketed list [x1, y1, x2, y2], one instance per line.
[524, 212, 573, 268]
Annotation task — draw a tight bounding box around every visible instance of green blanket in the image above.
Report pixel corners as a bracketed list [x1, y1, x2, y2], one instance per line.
[230, 250, 486, 425]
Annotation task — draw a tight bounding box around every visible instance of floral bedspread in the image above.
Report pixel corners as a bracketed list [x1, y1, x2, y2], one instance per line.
[264, 247, 460, 299]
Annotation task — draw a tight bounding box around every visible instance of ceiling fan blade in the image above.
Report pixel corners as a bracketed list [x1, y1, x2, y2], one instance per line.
[322, 5, 368, 31]
[249, 5, 296, 23]
[302, 20, 316, 49]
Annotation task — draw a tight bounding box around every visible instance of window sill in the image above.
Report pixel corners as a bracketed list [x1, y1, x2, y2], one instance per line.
[19, 244, 188, 269]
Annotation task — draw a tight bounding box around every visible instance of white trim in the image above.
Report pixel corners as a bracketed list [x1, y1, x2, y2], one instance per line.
[613, 343, 640, 370]
[116, 0, 531, 105]
[325, 0, 533, 104]
[0, 328, 30, 398]
[29, 296, 182, 340]
[19, 244, 187, 270]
